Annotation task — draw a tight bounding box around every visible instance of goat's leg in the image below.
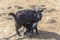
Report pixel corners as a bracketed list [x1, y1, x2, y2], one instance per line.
[35, 26, 38, 35]
[32, 22, 38, 35]
[29, 29, 34, 37]
[23, 24, 29, 34]
[24, 29, 28, 34]
[16, 27, 21, 36]
[24, 24, 31, 34]
[15, 24, 21, 36]
[24, 28, 31, 34]
[29, 26, 34, 37]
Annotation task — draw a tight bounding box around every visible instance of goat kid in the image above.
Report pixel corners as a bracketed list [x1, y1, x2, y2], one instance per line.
[9, 9, 44, 36]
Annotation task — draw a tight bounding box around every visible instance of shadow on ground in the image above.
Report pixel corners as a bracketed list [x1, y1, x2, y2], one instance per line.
[33, 30, 60, 40]
[0, 30, 60, 40]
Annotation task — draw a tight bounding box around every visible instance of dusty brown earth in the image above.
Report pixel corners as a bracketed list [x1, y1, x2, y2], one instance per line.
[0, 0, 60, 40]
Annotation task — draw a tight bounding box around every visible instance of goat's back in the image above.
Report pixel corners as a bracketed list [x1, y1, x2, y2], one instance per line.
[15, 9, 43, 24]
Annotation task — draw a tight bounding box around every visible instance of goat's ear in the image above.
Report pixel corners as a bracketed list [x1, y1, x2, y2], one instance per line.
[39, 8, 46, 12]
[40, 9, 43, 12]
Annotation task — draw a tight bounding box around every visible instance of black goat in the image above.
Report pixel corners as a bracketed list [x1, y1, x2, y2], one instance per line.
[9, 9, 44, 36]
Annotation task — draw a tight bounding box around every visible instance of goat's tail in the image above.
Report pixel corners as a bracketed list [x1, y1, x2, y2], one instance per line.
[9, 13, 17, 21]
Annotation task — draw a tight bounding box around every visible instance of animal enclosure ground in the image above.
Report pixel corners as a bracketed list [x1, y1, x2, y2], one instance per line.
[0, 0, 60, 40]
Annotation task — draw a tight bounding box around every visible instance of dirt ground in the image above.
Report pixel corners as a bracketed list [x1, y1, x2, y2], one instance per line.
[0, 0, 60, 40]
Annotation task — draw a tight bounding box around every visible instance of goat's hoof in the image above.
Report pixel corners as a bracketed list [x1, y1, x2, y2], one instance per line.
[18, 35, 21, 36]
[36, 33, 38, 35]
[29, 35, 33, 37]
[18, 34, 21, 36]
[29, 34, 33, 37]
[24, 32, 26, 34]
[24, 31, 28, 35]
